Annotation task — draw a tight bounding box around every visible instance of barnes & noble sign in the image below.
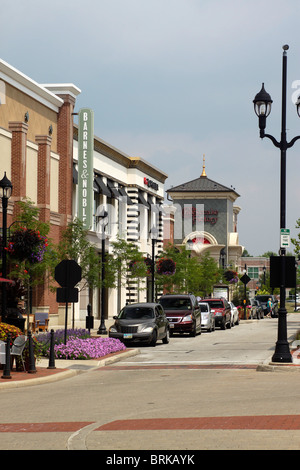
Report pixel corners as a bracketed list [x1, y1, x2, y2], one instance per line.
[78, 108, 94, 230]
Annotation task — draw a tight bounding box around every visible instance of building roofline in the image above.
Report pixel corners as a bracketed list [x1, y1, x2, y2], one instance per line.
[0, 58, 66, 111]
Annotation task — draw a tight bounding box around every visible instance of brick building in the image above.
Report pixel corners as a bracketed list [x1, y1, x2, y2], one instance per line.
[0, 59, 168, 326]
[0, 59, 80, 316]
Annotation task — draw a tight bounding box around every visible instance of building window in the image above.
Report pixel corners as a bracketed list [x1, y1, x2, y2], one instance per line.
[248, 267, 259, 280]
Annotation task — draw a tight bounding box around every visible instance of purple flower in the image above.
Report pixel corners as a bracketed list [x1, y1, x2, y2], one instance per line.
[52, 337, 126, 360]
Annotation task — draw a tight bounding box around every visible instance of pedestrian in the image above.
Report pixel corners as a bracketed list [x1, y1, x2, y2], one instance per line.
[266, 297, 273, 317]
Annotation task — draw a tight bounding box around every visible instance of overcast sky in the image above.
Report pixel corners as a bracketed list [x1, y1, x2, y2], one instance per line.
[1, 0, 300, 256]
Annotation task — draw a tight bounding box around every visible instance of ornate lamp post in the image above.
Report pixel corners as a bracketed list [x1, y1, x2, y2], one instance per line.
[0, 172, 12, 321]
[97, 210, 108, 335]
[253, 45, 300, 363]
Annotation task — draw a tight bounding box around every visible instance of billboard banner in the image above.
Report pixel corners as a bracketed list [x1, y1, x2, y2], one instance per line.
[78, 108, 94, 230]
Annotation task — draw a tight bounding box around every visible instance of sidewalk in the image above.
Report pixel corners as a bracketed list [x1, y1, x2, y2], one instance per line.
[1, 315, 300, 388]
[0, 319, 140, 389]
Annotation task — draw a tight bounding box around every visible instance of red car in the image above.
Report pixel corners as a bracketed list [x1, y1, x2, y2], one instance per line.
[201, 298, 231, 330]
[158, 294, 201, 336]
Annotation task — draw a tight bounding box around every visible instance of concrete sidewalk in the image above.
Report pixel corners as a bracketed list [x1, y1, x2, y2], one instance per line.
[0, 318, 138, 388]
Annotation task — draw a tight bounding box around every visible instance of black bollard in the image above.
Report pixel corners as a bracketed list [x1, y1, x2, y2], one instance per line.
[1, 333, 11, 379]
[47, 329, 56, 369]
[27, 330, 37, 374]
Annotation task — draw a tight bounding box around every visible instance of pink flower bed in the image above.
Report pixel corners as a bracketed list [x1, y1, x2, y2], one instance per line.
[54, 336, 126, 360]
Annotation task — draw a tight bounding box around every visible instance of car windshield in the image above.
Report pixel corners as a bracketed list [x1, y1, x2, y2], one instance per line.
[159, 298, 191, 310]
[206, 301, 223, 308]
[199, 304, 209, 312]
[118, 307, 154, 320]
[255, 296, 269, 303]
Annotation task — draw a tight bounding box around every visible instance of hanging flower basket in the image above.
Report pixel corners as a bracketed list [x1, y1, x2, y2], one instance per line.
[224, 270, 239, 284]
[143, 257, 153, 275]
[6, 227, 48, 264]
[156, 257, 176, 276]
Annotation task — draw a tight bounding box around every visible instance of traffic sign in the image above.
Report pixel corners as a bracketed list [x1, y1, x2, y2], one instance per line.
[56, 287, 79, 303]
[281, 228, 290, 248]
[240, 273, 251, 285]
[55, 260, 82, 288]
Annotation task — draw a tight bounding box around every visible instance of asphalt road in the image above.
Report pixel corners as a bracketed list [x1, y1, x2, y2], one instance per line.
[1, 314, 300, 453]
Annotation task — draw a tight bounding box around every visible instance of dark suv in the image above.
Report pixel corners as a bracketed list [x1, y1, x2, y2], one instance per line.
[255, 294, 278, 317]
[201, 298, 231, 329]
[158, 294, 201, 336]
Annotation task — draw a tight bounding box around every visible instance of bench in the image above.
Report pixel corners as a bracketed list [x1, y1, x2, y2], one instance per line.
[35, 312, 49, 332]
[22, 314, 39, 332]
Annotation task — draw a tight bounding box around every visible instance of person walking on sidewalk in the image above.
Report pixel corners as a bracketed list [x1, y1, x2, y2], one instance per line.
[266, 297, 273, 317]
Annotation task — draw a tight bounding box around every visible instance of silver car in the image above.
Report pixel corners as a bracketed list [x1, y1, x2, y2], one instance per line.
[199, 302, 215, 332]
[229, 302, 239, 326]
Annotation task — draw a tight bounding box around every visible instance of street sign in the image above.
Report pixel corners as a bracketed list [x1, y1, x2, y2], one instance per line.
[55, 260, 82, 288]
[56, 287, 79, 303]
[240, 273, 251, 285]
[281, 228, 290, 248]
[270, 255, 296, 288]
[54, 260, 82, 345]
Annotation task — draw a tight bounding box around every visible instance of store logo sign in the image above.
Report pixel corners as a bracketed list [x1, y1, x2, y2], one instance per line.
[78, 108, 94, 230]
[144, 177, 158, 191]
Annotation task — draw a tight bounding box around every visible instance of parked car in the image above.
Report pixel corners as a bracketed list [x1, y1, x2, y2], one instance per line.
[229, 302, 239, 326]
[108, 302, 170, 346]
[158, 294, 201, 336]
[255, 294, 278, 317]
[250, 299, 263, 319]
[199, 301, 215, 332]
[201, 298, 231, 329]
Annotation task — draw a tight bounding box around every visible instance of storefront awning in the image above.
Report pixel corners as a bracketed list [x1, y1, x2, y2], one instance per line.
[118, 187, 134, 205]
[138, 190, 150, 209]
[94, 176, 111, 197]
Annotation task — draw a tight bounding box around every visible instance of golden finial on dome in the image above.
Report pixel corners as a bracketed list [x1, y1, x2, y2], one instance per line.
[201, 154, 207, 177]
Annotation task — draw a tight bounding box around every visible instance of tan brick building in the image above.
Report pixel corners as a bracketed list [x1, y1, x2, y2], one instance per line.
[0, 58, 80, 315]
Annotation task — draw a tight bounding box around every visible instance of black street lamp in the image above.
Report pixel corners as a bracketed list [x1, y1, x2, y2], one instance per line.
[97, 210, 108, 335]
[253, 45, 300, 363]
[0, 172, 12, 321]
[150, 225, 158, 302]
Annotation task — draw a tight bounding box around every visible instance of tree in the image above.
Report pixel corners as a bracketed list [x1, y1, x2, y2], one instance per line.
[292, 218, 300, 256]
[1, 198, 57, 315]
[5, 198, 56, 292]
[56, 218, 115, 292]
[109, 236, 148, 301]
[155, 244, 221, 296]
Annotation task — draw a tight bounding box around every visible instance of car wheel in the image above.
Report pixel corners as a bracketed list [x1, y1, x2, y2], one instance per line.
[190, 322, 197, 337]
[162, 328, 170, 344]
[150, 330, 157, 346]
[221, 318, 226, 330]
[235, 316, 239, 325]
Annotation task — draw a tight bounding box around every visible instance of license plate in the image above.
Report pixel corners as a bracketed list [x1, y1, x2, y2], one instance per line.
[123, 333, 133, 339]
[169, 323, 174, 328]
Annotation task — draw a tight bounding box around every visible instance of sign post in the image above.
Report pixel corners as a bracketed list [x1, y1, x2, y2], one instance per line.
[240, 273, 251, 320]
[280, 228, 290, 248]
[55, 260, 82, 344]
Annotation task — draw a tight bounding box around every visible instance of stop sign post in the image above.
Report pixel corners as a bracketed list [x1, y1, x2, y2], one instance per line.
[55, 260, 82, 344]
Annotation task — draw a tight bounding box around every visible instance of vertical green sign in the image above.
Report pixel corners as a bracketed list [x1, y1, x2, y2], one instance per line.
[78, 108, 94, 230]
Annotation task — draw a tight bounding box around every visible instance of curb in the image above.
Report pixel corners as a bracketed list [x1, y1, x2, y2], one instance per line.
[0, 348, 140, 389]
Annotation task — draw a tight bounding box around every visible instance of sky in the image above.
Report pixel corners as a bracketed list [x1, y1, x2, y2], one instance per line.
[1, 0, 300, 256]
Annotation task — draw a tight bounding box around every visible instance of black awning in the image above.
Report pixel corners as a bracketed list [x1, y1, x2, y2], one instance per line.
[94, 176, 112, 197]
[118, 187, 134, 205]
[138, 190, 150, 209]
[73, 166, 78, 184]
[107, 180, 122, 200]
